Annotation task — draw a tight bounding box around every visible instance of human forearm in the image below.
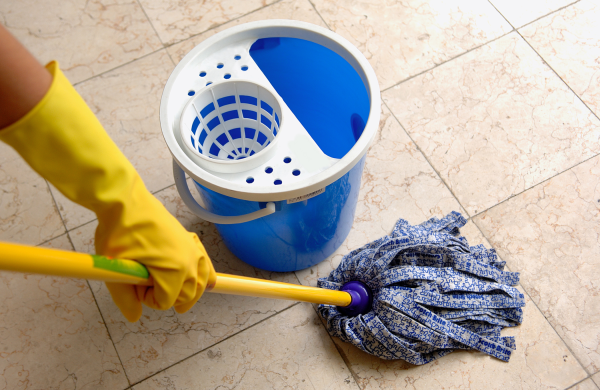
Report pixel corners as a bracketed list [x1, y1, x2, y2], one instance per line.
[0, 24, 52, 129]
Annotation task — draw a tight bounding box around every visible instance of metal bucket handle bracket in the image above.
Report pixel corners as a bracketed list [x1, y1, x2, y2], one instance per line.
[173, 160, 276, 224]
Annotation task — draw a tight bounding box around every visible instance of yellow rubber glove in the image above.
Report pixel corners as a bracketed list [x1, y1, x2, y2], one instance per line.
[0, 62, 216, 322]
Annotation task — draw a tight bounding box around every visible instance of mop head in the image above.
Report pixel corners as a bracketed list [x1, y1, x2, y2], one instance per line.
[318, 211, 524, 364]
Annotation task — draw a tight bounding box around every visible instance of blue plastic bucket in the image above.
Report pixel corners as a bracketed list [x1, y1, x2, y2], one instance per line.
[161, 21, 380, 272]
[193, 156, 366, 271]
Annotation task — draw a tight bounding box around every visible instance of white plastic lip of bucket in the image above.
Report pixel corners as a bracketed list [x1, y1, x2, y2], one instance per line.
[180, 80, 283, 173]
[160, 20, 381, 202]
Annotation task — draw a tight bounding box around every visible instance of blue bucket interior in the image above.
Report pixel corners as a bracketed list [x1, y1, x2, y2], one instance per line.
[250, 37, 370, 159]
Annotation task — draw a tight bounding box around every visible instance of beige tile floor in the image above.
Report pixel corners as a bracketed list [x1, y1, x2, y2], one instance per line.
[1, 0, 599, 388]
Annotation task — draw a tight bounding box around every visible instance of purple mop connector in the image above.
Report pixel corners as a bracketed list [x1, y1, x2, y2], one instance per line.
[338, 281, 373, 316]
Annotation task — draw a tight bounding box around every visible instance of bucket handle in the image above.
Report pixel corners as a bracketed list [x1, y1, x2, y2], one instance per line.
[173, 160, 276, 224]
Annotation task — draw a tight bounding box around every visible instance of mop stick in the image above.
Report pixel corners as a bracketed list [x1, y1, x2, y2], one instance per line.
[0, 241, 355, 307]
[1, 212, 525, 364]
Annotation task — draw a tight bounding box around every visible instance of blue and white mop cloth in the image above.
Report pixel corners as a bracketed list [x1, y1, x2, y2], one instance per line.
[318, 211, 524, 363]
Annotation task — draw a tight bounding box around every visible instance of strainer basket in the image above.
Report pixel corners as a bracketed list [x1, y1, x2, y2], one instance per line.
[180, 81, 282, 173]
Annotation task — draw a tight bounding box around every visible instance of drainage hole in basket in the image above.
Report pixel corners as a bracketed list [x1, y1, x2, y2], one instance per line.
[188, 90, 195, 96]
[283, 157, 291, 163]
[265, 167, 273, 174]
[224, 74, 231, 79]
[246, 177, 254, 184]
[292, 169, 301, 176]
[274, 179, 282, 185]
[199, 71, 206, 77]
[241, 65, 248, 71]
[217, 63, 224, 69]
[206, 82, 213, 86]
[234, 55, 241, 60]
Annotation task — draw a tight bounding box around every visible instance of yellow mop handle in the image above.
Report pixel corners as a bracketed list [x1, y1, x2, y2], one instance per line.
[0, 241, 352, 307]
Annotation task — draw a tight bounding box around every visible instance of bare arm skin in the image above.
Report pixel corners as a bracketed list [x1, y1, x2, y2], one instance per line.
[0, 24, 52, 129]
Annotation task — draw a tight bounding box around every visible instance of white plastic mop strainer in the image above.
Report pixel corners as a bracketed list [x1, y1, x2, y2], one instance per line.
[161, 19, 380, 228]
[180, 81, 283, 173]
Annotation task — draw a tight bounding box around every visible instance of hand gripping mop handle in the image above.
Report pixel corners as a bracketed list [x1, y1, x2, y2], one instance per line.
[0, 241, 372, 313]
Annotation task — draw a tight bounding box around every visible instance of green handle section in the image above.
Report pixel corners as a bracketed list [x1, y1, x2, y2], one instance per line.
[91, 255, 149, 279]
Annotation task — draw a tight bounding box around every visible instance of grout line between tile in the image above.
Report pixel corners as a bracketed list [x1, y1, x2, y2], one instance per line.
[565, 375, 595, 390]
[135, 0, 166, 48]
[35, 232, 70, 248]
[488, 0, 581, 31]
[66, 218, 98, 235]
[381, 28, 515, 93]
[486, 0, 600, 124]
[470, 218, 593, 376]
[128, 301, 301, 387]
[85, 279, 133, 388]
[72, 48, 168, 87]
[382, 101, 471, 218]
[515, 34, 600, 123]
[469, 152, 600, 219]
[308, 303, 362, 389]
[520, 282, 592, 376]
[151, 182, 176, 196]
[292, 270, 302, 285]
[165, 50, 176, 68]
[307, 0, 332, 30]
[162, 0, 286, 50]
[134, 0, 176, 68]
[43, 179, 70, 244]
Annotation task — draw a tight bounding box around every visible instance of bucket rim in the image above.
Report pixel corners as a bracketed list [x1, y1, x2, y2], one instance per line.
[160, 19, 381, 202]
